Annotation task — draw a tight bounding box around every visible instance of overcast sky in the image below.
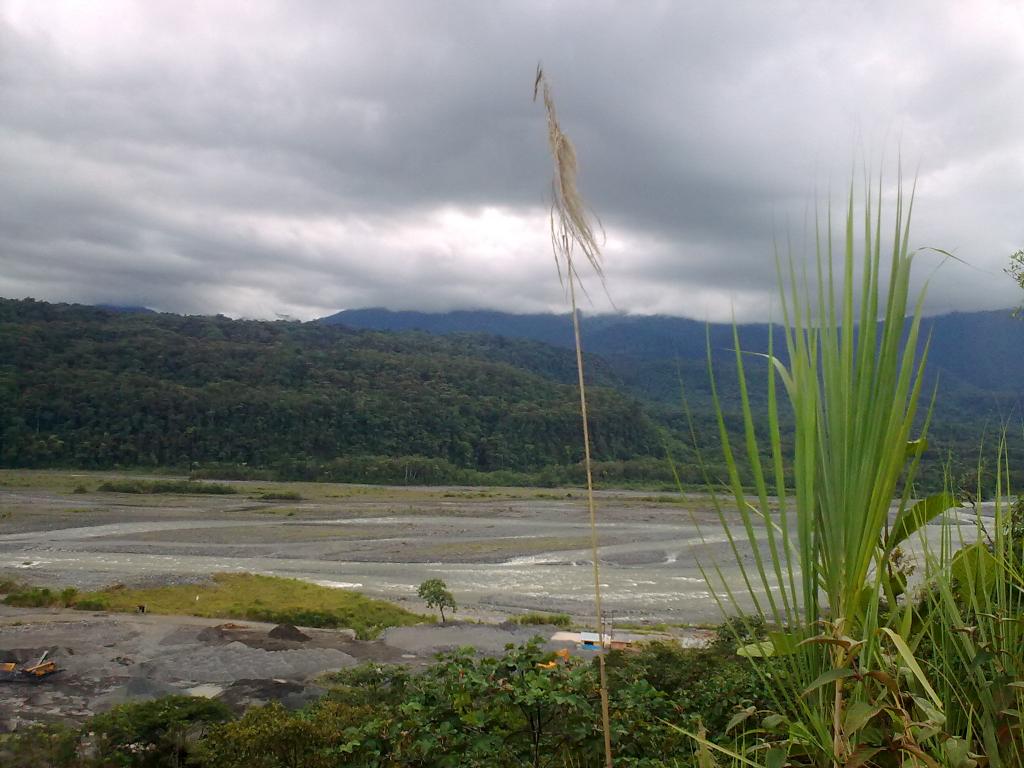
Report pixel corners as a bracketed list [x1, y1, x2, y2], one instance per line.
[1, 1, 1022, 322]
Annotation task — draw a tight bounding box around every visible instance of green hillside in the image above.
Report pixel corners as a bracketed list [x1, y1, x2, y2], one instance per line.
[3, 297, 1018, 490]
[0, 299, 667, 483]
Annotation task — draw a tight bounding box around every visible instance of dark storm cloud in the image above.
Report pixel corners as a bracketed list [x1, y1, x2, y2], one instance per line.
[1, 1, 1022, 321]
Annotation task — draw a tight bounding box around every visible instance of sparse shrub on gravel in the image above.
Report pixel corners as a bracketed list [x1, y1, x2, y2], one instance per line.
[255, 490, 303, 501]
[72, 596, 109, 611]
[97, 479, 237, 495]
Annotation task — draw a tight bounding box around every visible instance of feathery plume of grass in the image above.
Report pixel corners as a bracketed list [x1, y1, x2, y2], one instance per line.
[534, 64, 613, 768]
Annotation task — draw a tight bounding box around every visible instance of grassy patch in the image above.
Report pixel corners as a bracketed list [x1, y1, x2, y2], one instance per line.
[3, 586, 78, 608]
[250, 506, 299, 516]
[416, 536, 591, 560]
[510, 612, 572, 628]
[254, 491, 303, 501]
[97, 479, 238, 495]
[72, 573, 426, 639]
[635, 495, 689, 505]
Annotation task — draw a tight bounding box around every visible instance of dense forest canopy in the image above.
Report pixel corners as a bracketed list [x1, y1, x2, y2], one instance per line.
[0, 299, 666, 482]
[2, 298, 1020, 488]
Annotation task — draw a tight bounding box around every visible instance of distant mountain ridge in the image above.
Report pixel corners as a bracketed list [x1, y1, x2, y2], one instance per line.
[319, 307, 1024, 395]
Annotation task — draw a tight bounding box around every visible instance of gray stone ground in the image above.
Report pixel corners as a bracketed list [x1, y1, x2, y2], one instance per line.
[0, 607, 583, 731]
[0, 475, 737, 731]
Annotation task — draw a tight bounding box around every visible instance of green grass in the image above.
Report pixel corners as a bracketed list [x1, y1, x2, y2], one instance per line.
[254, 491, 303, 501]
[72, 573, 427, 639]
[510, 612, 572, 628]
[97, 479, 238, 495]
[3, 586, 78, 608]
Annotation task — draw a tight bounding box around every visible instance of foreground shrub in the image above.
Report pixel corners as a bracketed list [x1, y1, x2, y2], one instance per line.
[89, 696, 232, 768]
[2, 634, 780, 767]
[197, 700, 385, 768]
[0, 723, 79, 767]
[607, 640, 776, 744]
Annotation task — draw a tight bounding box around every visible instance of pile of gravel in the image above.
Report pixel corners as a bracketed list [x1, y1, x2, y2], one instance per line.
[141, 642, 355, 683]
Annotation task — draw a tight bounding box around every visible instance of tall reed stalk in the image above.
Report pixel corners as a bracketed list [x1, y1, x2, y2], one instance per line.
[534, 65, 613, 768]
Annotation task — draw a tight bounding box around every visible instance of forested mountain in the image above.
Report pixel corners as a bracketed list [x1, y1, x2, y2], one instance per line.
[322, 307, 1024, 391]
[0, 299, 665, 482]
[3, 297, 1021, 489]
[323, 306, 1024, 488]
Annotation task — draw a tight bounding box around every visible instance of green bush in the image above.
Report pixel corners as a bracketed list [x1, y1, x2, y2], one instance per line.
[203, 640, 688, 768]
[197, 700, 383, 768]
[707, 615, 766, 654]
[321, 662, 412, 707]
[0, 723, 79, 767]
[3, 585, 80, 608]
[607, 640, 776, 743]
[89, 696, 232, 768]
[72, 596, 109, 611]
[3, 587, 58, 607]
[511, 611, 572, 627]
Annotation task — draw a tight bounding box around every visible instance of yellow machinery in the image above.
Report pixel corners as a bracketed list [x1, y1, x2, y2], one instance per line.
[0, 651, 61, 682]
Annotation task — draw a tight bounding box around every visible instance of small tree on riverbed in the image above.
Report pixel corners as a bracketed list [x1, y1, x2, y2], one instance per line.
[417, 579, 456, 623]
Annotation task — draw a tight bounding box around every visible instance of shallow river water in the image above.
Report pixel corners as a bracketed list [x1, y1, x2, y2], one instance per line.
[1, 484, 988, 623]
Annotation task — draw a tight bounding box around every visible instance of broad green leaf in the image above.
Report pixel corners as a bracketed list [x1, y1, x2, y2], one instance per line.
[695, 734, 719, 768]
[802, 667, 857, 696]
[904, 437, 928, 459]
[725, 706, 756, 734]
[735, 640, 775, 658]
[950, 542, 999, 597]
[880, 627, 942, 707]
[843, 701, 880, 736]
[942, 737, 977, 768]
[884, 492, 955, 553]
[765, 746, 787, 768]
[767, 630, 799, 655]
[911, 695, 946, 728]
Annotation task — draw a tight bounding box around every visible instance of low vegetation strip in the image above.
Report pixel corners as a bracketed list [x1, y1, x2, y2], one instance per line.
[97, 479, 238, 495]
[510, 611, 572, 627]
[72, 573, 426, 639]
